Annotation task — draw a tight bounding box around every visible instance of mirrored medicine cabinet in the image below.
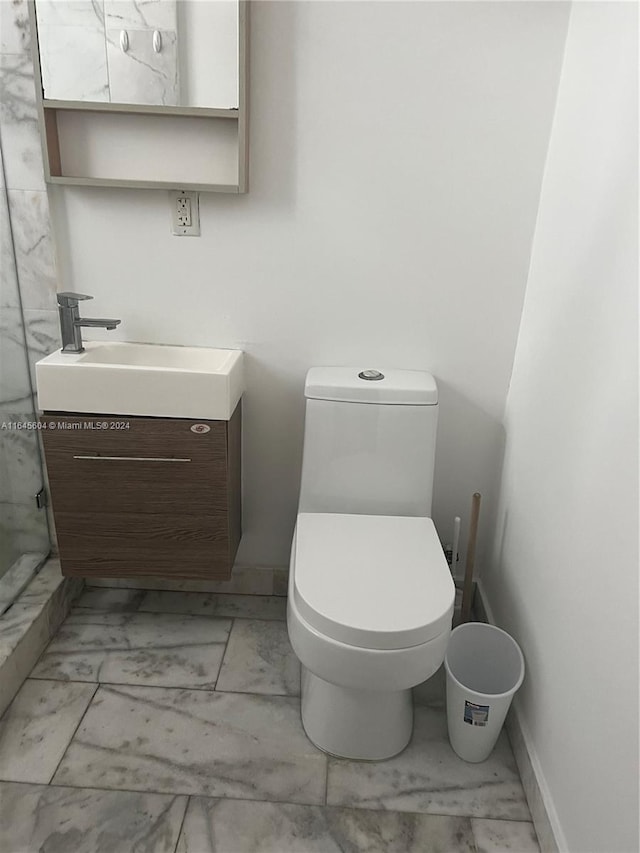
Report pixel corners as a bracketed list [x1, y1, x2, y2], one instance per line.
[28, 0, 249, 191]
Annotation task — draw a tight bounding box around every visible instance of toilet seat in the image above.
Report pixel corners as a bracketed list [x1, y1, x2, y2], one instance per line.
[292, 512, 455, 651]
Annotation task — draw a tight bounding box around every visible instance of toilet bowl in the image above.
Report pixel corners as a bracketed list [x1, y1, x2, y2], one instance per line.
[287, 366, 453, 760]
[288, 512, 454, 760]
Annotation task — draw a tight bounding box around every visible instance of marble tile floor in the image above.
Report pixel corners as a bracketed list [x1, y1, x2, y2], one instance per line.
[0, 586, 540, 852]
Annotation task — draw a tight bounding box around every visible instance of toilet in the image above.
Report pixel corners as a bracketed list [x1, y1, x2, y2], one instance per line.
[287, 366, 455, 760]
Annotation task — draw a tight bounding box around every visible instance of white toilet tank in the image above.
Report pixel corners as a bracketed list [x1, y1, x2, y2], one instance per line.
[298, 367, 439, 517]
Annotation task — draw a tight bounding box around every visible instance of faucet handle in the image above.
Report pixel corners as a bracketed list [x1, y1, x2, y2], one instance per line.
[57, 292, 93, 308]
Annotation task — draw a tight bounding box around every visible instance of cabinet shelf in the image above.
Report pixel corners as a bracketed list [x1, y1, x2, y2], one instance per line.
[43, 100, 240, 120]
[46, 176, 241, 192]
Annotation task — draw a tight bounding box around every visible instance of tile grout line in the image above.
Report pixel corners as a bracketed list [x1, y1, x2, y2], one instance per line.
[213, 616, 235, 691]
[15, 777, 327, 811]
[85, 583, 287, 599]
[26, 675, 301, 700]
[469, 818, 481, 853]
[71, 605, 286, 622]
[172, 794, 191, 853]
[324, 755, 330, 806]
[26, 672, 300, 700]
[45, 681, 100, 785]
[468, 815, 541, 824]
[0, 776, 538, 827]
[83, 586, 285, 600]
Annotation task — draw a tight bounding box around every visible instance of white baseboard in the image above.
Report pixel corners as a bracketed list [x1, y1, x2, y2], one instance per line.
[475, 579, 567, 853]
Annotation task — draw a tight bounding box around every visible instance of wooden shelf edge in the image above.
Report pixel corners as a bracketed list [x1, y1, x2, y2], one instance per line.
[47, 176, 241, 193]
[43, 100, 239, 120]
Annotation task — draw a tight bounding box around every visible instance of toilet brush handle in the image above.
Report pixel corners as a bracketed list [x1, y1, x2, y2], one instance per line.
[460, 492, 481, 623]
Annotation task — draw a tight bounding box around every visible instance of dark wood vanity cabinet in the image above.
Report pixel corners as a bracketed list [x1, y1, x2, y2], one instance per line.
[40, 406, 241, 580]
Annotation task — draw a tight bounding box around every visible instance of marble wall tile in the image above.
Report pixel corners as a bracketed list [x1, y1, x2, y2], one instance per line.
[0, 412, 44, 504]
[35, 1, 178, 104]
[12, 558, 63, 607]
[0, 552, 42, 614]
[0, 602, 52, 718]
[34, 0, 105, 30]
[0, 306, 32, 407]
[105, 0, 177, 32]
[6, 190, 58, 310]
[0, 399, 34, 432]
[0, 0, 31, 54]
[0, 51, 37, 120]
[38, 565, 83, 636]
[39, 24, 109, 102]
[0, 53, 45, 191]
[23, 306, 61, 394]
[0, 308, 51, 566]
[138, 591, 287, 620]
[327, 706, 531, 820]
[0, 185, 20, 310]
[0, 601, 48, 668]
[177, 798, 477, 853]
[0, 654, 29, 719]
[216, 619, 300, 697]
[54, 684, 327, 804]
[0, 780, 187, 853]
[0, 561, 78, 646]
[472, 818, 540, 853]
[0, 412, 45, 518]
[0, 560, 80, 717]
[0, 0, 56, 564]
[0, 239, 46, 562]
[87, 565, 275, 595]
[0, 678, 97, 783]
[0, 500, 49, 566]
[32, 609, 231, 689]
[106, 27, 178, 106]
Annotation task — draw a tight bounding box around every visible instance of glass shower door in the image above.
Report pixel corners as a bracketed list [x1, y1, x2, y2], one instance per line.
[0, 144, 50, 604]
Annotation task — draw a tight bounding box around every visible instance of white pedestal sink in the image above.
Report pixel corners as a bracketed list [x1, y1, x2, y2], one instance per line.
[36, 341, 244, 420]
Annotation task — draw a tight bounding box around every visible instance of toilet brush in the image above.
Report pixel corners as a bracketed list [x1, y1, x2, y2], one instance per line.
[460, 492, 481, 623]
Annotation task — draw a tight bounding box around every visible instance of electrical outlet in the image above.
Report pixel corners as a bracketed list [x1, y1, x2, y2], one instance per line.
[177, 196, 191, 227]
[170, 190, 200, 236]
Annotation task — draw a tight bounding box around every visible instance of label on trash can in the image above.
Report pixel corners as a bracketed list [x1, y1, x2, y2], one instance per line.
[464, 700, 490, 726]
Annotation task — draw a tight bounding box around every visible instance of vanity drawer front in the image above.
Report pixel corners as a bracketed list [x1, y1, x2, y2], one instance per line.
[41, 414, 228, 514]
[54, 511, 232, 580]
[40, 409, 241, 581]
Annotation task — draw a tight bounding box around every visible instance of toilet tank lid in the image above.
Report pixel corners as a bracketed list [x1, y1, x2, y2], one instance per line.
[305, 367, 438, 405]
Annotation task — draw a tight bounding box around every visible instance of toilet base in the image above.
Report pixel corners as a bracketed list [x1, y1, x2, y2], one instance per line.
[300, 666, 413, 760]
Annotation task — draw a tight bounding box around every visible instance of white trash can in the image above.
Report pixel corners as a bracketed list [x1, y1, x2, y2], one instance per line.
[444, 622, 525, 763]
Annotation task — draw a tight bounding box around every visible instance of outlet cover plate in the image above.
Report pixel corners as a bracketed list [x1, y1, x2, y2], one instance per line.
[170, 190, 200, 236]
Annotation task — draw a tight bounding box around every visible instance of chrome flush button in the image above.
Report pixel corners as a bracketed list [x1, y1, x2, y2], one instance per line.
[358, 369, 385, 381]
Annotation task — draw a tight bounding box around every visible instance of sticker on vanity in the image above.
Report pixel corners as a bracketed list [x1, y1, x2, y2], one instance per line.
[464, 700, 489, 726]
[190, 423, 211, 434]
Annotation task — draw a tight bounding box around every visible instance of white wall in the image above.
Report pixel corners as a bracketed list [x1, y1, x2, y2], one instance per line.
[50, 1, 570, 568]
[482, 4, 638, 851]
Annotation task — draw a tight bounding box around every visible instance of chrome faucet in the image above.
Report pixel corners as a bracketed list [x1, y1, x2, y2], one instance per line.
[57, 292, 121, 354]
